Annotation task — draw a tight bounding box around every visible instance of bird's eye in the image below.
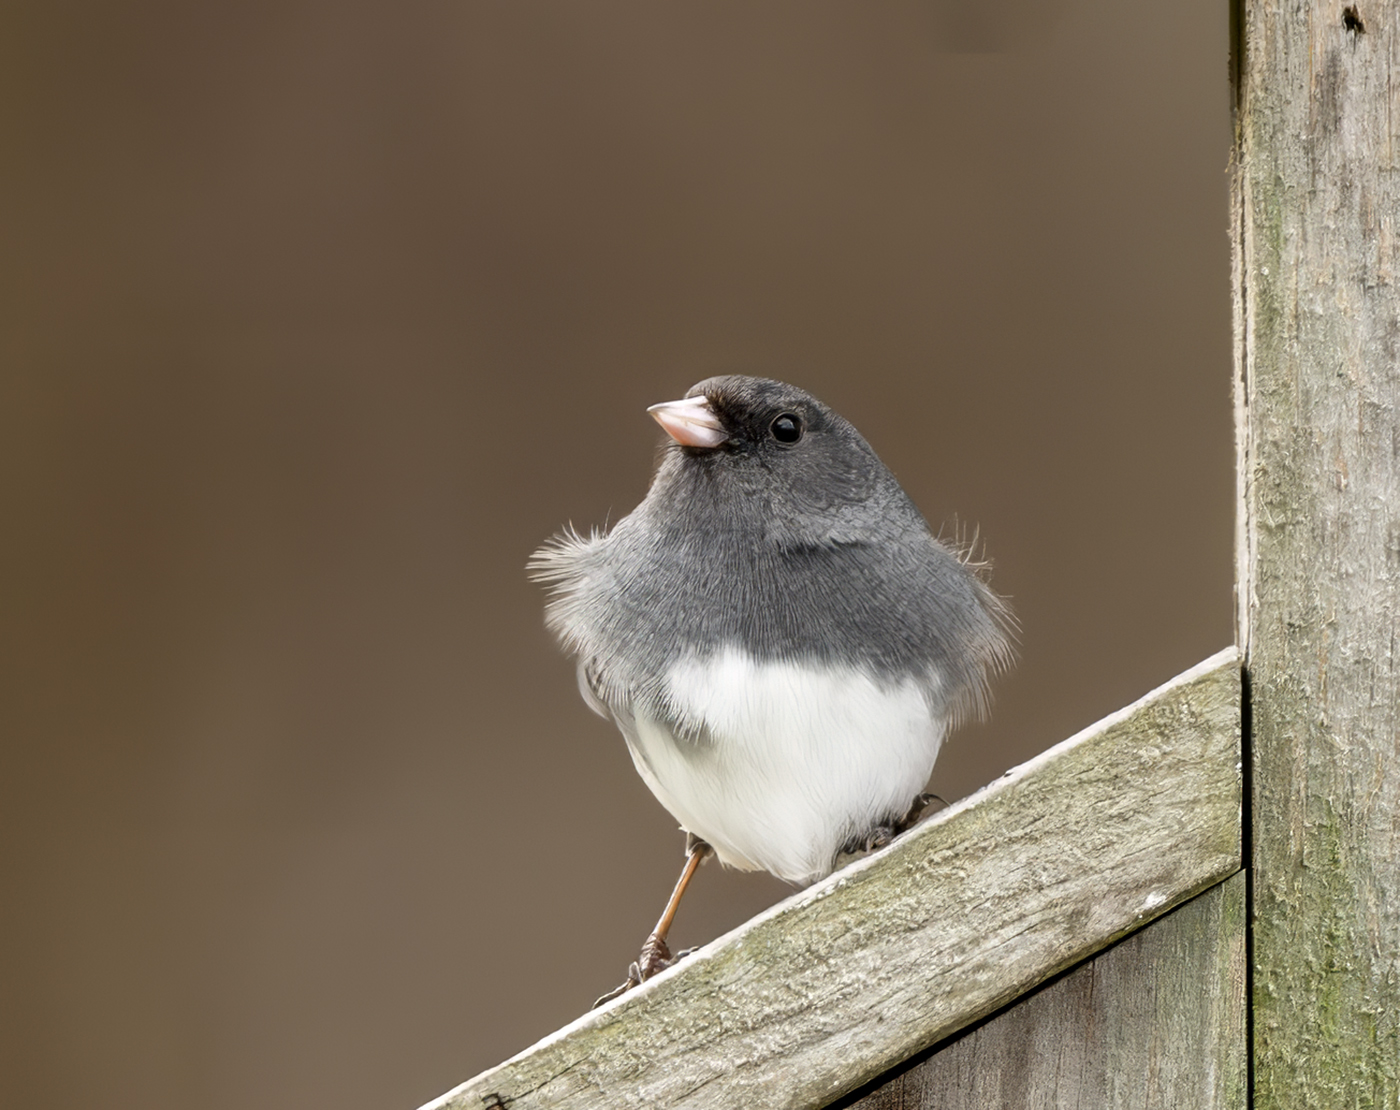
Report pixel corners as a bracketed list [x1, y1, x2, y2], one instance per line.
[770, 413, 803, 444]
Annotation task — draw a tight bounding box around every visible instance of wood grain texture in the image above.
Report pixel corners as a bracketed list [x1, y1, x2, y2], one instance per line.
[841, 872, 1246, 1110]
[1233, 1, 1400, 1105]
[424, 650, 1240, 1110]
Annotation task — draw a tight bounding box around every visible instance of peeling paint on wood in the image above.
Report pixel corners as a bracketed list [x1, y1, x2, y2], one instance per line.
[425, 650, 1240, 1110]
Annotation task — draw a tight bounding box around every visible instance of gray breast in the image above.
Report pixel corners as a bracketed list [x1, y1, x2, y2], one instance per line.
[532, 495, 1011, 736]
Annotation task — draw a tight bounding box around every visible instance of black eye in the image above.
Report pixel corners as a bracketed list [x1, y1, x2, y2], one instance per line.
[770, 413, 803, 444]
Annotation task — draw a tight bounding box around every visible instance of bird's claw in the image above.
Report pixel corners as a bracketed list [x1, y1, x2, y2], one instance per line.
[592, 966, 641, 1008]
[897, 791, 944, 833]
[592, 936, 701, 1008]
[863, 826, 895, 851]
[841, 793, 950, 858]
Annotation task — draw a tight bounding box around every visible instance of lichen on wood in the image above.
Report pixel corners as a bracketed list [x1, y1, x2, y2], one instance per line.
[1233, 0, 1400, 1105]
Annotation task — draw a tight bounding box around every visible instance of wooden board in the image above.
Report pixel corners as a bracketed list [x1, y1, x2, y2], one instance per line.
[841, 872, 1246, 1110]
[425, 649, 1240, 1110]
[1232, 1, 1400, 1105]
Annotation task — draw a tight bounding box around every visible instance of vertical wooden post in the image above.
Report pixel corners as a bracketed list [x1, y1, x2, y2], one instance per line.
[1234, 1, 1400, 1104]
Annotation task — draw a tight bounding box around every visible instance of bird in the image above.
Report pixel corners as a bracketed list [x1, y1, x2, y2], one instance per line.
[529, 376, 1013, 1004]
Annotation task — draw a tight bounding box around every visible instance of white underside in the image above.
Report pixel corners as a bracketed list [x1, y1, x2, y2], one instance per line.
[621, 646, 945, 886]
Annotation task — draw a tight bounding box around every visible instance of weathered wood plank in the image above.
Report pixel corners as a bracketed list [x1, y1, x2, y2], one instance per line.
[840, 872, 1247, 1110]
[425, 649, 1240, 1110]
[1233, 1, 1400, 1105]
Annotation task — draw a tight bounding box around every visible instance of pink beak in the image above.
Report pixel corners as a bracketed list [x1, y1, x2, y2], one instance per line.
[647, 395, 728, 449]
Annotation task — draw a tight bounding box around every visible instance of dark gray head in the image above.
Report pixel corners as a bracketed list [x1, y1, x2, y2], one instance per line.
[654, 376, 877, 482]
[642, 376, 912, 549]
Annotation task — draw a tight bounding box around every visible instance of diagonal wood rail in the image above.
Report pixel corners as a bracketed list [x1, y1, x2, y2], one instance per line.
[425, 647, 1240, 1110]
[847, 872, 1246, 1109]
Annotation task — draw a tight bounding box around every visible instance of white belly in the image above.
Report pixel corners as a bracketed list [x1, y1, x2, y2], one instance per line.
[622, 646, 945, 886]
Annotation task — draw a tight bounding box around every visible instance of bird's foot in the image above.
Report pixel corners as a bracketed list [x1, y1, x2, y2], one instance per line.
[864, 825, 896, 851]
[896, 791, 947, 834]
[592, 936, 699, 1008]
[842, 794, 951, 857]
[841, 824, 895, 855]
[637, 930, 672, 979]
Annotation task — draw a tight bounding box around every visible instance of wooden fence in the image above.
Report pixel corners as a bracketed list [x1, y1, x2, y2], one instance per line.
[422, 3, 1399, 1105]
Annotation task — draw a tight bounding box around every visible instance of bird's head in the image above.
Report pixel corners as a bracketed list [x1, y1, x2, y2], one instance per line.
[653, 375, 885, 495]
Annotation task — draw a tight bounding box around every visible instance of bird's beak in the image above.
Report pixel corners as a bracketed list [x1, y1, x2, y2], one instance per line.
[647, 395, 729, 449]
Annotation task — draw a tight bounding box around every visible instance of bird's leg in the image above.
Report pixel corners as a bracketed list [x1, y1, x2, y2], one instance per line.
[593, 836, 711, 1008]
[636, 841, 705, 974]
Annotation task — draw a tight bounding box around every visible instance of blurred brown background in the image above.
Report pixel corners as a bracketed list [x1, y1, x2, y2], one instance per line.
[1, 3, 1233, 1108]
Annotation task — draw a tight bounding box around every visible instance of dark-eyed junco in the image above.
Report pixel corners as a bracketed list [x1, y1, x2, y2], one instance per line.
[530, 376, 1013, 1001]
